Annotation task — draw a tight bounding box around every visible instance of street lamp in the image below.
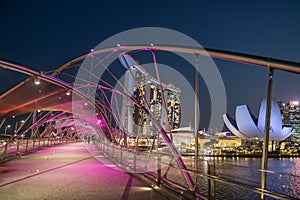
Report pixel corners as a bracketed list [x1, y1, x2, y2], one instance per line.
[5, 125, 11, 135]
[34, 78, 41, 85]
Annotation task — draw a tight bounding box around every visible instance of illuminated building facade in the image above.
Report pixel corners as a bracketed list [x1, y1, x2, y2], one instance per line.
[132, 71, 181, 135]
[278, 101, 300, 137]
[166, 89, 181, 130]
[119, 53, 181, 136]
[223, 99, 293, 141]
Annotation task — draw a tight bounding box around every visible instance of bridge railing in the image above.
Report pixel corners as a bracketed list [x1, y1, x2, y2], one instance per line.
[95, 139, 299, 200]
[0, 137, 77, 161]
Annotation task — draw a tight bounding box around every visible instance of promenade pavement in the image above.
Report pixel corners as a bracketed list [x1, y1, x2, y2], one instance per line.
[0, 142, 167, 200]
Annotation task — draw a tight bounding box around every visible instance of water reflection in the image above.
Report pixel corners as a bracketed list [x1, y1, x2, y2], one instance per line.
[182, 157, 300, 199]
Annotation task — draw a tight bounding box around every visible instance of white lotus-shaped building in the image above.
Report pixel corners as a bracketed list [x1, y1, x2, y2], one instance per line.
[223, 99, 294, 141]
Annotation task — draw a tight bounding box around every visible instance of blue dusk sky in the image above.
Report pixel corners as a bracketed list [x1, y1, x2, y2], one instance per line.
[1, 0, 300, 129]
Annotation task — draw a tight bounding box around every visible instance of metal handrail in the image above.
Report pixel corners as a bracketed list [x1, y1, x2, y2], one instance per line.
[97, 141, 299, 200]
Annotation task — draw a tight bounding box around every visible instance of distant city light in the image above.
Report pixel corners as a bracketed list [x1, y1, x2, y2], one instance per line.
[291, 101, 299, 106]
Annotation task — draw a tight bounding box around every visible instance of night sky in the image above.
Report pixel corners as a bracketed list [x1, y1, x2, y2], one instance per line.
[1, 0, 300, 130]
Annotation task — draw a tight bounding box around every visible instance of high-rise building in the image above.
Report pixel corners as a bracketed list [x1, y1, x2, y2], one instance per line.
[166, 88, 181, 130]
[119, 53, 181, 136]
[131, 70, 181, 135]
[278, 101, 300, 138]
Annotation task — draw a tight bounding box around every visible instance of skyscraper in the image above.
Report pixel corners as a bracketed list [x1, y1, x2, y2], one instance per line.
[131, 70, 181, 135]
[119, 53, 181, 136]
[278, 101, 300, 139]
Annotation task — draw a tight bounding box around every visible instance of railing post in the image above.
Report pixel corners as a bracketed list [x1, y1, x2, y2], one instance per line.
[16, 140, 20, 155]
[120, 146, 123, 163]
[261, 68, 274, 200]
[104, 140, 108, 155]
[157, 153, 161, 186]
[33, 139, 35, 150]
[133, 151, 137, 172]
[103, 140, 105, 153]
[106, 141, 109, 154]
[208, 162, 215, 200]
[2, 142, 8, 159]
[194, 53, 199, 172]
[25, 139, 29, 152]
[112, 143, 114, 159]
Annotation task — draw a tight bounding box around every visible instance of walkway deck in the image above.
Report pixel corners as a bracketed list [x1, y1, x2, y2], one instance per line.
[0, 142, 167, 200]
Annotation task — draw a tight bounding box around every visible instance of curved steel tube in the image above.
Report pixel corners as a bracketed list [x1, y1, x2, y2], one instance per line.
[2, 45, 300, 193]
[52, 45, 300, 75]
[0, 60, 116, 143]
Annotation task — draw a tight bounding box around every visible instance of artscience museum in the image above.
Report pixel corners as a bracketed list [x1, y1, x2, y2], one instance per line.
[223, 99, 294, 141]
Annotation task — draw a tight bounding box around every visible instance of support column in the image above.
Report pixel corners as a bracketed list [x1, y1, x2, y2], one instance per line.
[194, 54, 200, 187]
[208, 162, 215, 200]
[260, 68, 274, 199]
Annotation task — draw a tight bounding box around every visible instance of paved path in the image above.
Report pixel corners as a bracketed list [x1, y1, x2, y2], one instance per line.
[0, 142, 167, 200]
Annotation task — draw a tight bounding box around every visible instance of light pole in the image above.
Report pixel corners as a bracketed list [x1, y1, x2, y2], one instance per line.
[5, 125, 11, 135]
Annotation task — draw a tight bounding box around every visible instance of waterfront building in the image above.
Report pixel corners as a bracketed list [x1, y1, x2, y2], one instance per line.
[223, 99, 293, 141]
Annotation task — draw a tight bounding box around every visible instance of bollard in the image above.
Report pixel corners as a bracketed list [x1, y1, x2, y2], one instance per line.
[157, 153, 161, 186]
[208, 162, 216, 200]
[33, 139, 35, 150]
[38, 138, 41, 148]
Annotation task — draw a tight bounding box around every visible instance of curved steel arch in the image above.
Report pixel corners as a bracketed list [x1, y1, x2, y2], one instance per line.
[2, 45, 300, 192]
[0, 59, 116, 142]
[52, 45, 300, 76]
[50, 44, 300, 191]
